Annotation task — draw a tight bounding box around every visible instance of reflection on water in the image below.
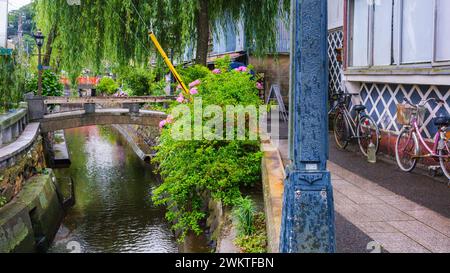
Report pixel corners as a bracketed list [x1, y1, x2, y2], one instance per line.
[48, 126, 178, 253]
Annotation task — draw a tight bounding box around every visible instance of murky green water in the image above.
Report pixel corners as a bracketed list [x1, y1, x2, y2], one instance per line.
[48, 126, 183, 253]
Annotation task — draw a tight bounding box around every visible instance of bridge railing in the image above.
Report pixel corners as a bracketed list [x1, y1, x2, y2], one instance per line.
[25, 94, 176, 121]
[43, 96, 176, 105]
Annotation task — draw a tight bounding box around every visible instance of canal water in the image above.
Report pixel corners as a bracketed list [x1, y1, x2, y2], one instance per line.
[48, 126, 207, 253]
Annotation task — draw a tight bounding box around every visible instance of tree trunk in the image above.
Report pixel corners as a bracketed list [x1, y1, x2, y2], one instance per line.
[195, 0, 209, 66]
[43, 25, 58, 67]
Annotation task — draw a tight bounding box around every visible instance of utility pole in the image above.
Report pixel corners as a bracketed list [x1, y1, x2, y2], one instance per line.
[280, 0, 336, 253]
[17, 12, 23, 61]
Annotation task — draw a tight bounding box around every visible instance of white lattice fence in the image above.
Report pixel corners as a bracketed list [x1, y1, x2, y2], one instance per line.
[327, 28, 344, 95]
[355, 83, 450, 139]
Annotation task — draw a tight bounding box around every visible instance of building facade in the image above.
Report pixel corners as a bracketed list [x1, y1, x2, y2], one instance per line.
[0, 0, 8, 48]
[339, 0, 450, 157]
[209, 0, 450, 160]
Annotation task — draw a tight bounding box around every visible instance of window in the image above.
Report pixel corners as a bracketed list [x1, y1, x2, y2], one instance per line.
[401, 0, 433, 63]
[436, 0, 450, 62]
[373, 0, 393, 65]
[351, 0, 370, 66]
[348, 0, 450, 68]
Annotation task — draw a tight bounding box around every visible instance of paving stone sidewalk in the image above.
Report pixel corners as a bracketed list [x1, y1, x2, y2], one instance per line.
[329, 161, 450, 253]
[277, 139, 450, 253]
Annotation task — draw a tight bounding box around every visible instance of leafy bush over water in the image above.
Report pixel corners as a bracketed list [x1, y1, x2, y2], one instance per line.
[152, 58, 263, 241]
[96, 77, 119, 95]
[118, 67, 155, 96]
[27, 70, 63, 97]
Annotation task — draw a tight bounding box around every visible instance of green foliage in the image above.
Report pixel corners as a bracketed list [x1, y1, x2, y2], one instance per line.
[149, 79, 168, 96]
[200, 69, 261, 108]
[118, 68, 154, 96]
[234, 212, 267, 253]
[0, 55, 28, 112]
[96, 77, 119, 95]
[214, 55, 232, 72]
[233, 197, 256, 236]
[27, 70, 63, 97]
[179, 65, 211, 85]
[152, 59, 263, 241]
[0, 196, 7, 208]
[34, 0, 289, 76]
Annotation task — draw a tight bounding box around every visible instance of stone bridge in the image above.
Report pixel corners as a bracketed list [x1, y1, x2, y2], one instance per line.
[39, 109, 167, 133]
[26, 95, 173, 133]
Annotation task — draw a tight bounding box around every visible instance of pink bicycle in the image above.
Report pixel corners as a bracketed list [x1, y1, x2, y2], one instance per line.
[395, 97, 450, 181]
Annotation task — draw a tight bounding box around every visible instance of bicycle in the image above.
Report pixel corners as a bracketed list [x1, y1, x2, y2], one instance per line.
[330, 92, 381, 156]
[395, 97, 450, 181]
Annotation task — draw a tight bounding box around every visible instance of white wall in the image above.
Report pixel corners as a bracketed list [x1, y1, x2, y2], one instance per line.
[328, 0, 344, 30]
[0, 0, 7, 48]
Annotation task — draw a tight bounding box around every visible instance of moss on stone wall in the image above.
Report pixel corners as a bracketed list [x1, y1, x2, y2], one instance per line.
[0, 138, 46, 206]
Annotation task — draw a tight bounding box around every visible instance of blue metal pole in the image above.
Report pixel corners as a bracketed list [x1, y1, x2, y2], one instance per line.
[280, 0, 336, 253]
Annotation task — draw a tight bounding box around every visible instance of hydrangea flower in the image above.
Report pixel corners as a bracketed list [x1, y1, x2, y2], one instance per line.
[212, 69, 221, 74]
[190, 88, 198, 95]
[189, 79, 201, 88]
[235, 66, 247, 72]
[166, 115, 174, 124]
[160, 115, 175, 129]
[176, 93, 185, 103]
[159, 120, 167, 129]
[256, 82, 264, 90]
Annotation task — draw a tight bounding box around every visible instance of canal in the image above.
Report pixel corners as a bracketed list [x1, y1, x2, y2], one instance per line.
[48, 126, 208, 253]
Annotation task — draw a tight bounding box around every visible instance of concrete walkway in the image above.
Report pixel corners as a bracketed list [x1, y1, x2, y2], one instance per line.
[276, 139, 450, 253]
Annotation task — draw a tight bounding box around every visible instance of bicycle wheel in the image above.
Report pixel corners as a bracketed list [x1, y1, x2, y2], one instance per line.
[395, 128, 419, 172]
[439, 147, 450, 181]
[357, 115, 380, 157]
[334, 110, 350, 150]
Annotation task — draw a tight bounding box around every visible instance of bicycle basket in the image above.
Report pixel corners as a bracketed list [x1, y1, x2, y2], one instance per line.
[396, 104, 426, 126]
[334, 93, 351, 108]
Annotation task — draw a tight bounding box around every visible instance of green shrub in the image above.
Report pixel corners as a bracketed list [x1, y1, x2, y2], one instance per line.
[27, 70, 63, 97]
[152, 58, 263, 241]
[149, 79, 168, 96]
[96, 77, 118, 95]
[234, 212, 267, 253]
[0, 196, 7, 208]
[119, 67, 154, 96]
[233, 197, 256, 237]
[178, 65, 210, 85]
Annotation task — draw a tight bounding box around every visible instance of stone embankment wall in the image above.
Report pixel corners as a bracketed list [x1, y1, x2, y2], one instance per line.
[0, 138, 46, 203]
[1, 107, 46, 204]
[0, 108, 65, 253]
[0, 170, 64, 253]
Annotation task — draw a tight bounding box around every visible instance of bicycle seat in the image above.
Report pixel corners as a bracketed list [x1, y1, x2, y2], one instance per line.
[433, 116, 450, 127]
[354, 105, 366, 112]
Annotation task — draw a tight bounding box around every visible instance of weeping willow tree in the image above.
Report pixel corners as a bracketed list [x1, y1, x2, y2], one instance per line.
[35, 0, 289, 78]
[0, 54, 28, 111]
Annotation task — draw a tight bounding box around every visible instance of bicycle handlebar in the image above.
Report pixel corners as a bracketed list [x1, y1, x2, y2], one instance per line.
[403, 97, 444, 107]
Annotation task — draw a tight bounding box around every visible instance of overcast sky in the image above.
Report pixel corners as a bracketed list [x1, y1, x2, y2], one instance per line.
[8, 0, 32, 11]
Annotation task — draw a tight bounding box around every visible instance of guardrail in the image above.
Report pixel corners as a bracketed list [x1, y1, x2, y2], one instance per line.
[0, 103, 29, 146]
[44, 96, 176, 105]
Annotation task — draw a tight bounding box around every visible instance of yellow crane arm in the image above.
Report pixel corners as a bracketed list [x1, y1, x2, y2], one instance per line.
[148, 32, 191, 100]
